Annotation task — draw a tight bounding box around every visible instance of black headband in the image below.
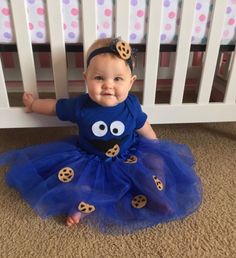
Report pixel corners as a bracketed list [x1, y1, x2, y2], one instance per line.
[86, 38, 136, 72]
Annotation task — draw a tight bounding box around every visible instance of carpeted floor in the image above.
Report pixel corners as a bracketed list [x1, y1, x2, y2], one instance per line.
[0, 123, 235, 258]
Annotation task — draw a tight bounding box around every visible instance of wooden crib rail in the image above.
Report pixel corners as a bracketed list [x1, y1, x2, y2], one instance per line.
[10, 0, 38, 98]
[0, 58, 9, 108]
[0, 0, 236, 128]
[143, 0, 162, 105]
[46, 0, 68, 98]
[197, 0, 227, 104]
[170, 0, 196, 105]
[225, 49, 236, 104]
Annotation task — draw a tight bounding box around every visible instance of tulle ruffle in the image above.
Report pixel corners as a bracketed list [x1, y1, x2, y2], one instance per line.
[0, 136, 202, 233]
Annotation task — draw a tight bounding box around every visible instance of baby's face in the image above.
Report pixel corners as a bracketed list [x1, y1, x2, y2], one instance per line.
[84, 54, 136, 107]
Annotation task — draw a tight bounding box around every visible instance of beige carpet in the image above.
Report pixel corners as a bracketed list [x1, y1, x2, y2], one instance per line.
[0, 123, 235, 258]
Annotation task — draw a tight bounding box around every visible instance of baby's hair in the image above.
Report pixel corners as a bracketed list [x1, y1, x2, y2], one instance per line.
[86, 37, 136, 72]
[86, 38, 114, 59]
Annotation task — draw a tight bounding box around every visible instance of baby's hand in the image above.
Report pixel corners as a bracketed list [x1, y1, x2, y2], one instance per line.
[23, 92, 35, 113]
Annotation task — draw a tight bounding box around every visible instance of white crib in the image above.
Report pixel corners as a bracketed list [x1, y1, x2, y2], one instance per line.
[0, 0, 236, 128]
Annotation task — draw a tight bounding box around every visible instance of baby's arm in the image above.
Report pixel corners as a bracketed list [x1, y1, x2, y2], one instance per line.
[23, 92, 56, 116]
[136, 121, 157, 140]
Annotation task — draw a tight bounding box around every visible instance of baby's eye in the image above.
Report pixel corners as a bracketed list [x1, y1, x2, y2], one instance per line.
[94, 76, 103, 81]
[114, 77, 123, 82]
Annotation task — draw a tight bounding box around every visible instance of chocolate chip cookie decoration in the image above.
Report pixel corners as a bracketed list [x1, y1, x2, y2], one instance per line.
[131, 195, 147, 209]
[78, 202, 96, 214]
[116, 40, 132, 60]
[58, 167, 74, 183]
[124, 155, 138, 164]
[105, 144, 120, 157]
[153, 175, 164, 191]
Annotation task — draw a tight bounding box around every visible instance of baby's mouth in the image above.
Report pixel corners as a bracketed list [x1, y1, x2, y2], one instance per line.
[102, 93, 114, 97]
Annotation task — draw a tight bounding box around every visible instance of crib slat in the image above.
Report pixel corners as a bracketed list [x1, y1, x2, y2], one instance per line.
[197, 1, 227, 104]
[0, 59, 9, 108]
[224, 51, 236, 104]
[143, 103, 236, 124]
[116, 0, 130, 41]
[170, 0, 195, 105]
[81, 0, 97, 68]
[0, 108, 71, 128]
[143, 0, 163, 105]
[1, 102, 236, 128]
[46, 0, 68, 98]
[10, 0, 38, 98]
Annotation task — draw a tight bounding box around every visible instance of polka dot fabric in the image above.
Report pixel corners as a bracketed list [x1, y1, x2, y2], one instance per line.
[62, 0, 81, 43]
[97, 0, 114, 39]
[0, 0, 81, 43]
[0, 0, 15, 43]
[0, 0, 236, 44]
[129, 0, 147, 43]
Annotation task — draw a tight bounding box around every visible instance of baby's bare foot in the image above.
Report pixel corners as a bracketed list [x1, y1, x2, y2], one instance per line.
[66, 212, 82, 226]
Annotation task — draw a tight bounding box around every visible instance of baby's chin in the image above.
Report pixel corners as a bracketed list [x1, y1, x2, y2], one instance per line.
[98, 100, 120, 107]
[90, 95, 126, 107]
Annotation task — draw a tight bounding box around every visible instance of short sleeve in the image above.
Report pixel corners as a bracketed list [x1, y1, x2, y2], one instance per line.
[56, 98, 78, 123]
[128, 94, 147, 129]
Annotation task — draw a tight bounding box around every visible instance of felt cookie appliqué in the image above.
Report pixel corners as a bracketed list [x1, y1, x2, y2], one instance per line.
[78, 202, 96, 214]
[105, 144, 120, 157]
[131, 195, 147, 209]
[58, 167, 74, 183]
[116, 40, 132, 60]
[124, 155, 138, 164]
[153, 175, 164, 191]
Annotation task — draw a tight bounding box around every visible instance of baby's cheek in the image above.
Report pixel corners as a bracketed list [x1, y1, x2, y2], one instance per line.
[118, 90, 129, 99]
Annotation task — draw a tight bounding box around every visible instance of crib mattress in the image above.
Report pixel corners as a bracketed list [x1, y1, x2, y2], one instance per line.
[0, 0, 236, 45]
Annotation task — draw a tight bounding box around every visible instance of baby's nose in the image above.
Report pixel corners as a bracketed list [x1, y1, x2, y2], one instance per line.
[103, 80, 113, 88]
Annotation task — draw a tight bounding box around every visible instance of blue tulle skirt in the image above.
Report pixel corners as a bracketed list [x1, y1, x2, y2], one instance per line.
[0, 136, 202, 233]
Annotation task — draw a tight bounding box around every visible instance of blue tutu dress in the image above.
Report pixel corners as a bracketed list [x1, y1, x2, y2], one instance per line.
[0, 94, 202, 233]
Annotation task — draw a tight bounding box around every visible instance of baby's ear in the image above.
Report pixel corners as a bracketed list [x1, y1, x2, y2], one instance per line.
[129, 74, 137, 90]
[131, 75, 137, 84]
[83, 72, 87, 81]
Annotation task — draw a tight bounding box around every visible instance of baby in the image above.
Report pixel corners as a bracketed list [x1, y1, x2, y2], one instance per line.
[1, 38, 202, 232]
